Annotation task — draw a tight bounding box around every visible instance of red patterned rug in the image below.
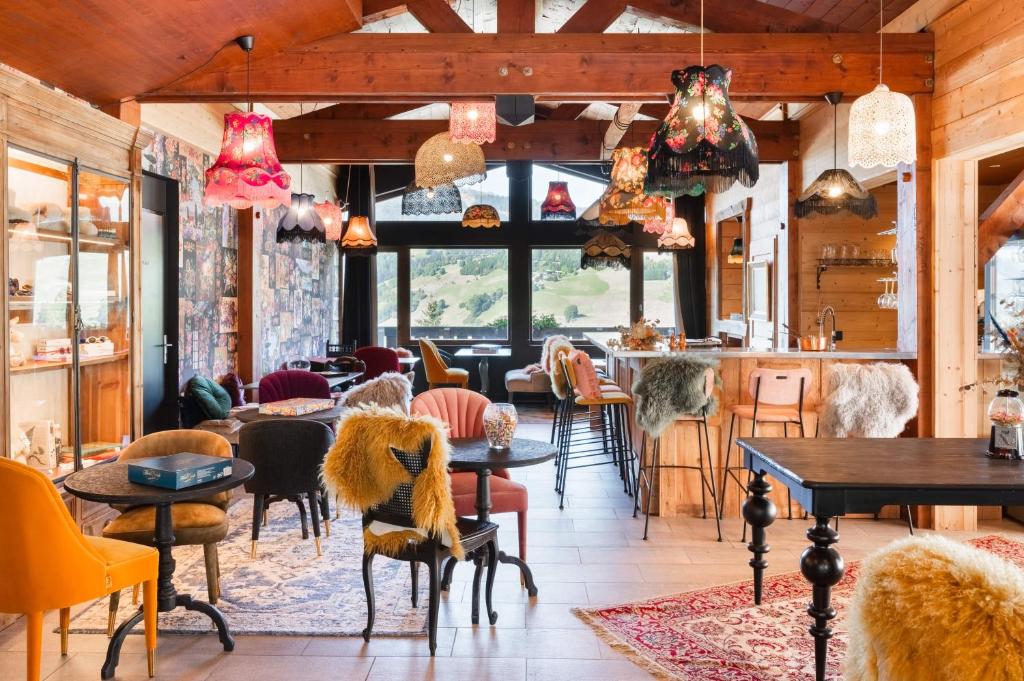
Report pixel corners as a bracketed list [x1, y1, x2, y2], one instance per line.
[573, 535, 1023, 680]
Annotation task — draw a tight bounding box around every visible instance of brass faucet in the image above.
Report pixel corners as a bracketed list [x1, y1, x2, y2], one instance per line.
[816, 305, 841, 351]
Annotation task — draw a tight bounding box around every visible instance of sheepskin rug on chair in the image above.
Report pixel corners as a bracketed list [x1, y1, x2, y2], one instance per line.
[818, 362, 918, 438]
[846, 534, 1024, 681]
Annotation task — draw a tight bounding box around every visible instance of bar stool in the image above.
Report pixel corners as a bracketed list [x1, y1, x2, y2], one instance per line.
[632, 358, 722, 542]
[720, 367, 812, 539]
[555, 351, 637, 509]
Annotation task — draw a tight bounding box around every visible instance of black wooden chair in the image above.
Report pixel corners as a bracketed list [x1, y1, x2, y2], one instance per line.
[362, 439, 499, 655]
[238, 419, 335, 558]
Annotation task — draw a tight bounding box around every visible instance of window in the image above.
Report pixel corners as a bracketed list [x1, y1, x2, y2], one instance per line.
[530, 165, 606, 221]
[642, 251, 677, 332]
[531, 248, 629, 340]
[376, 251, 399, 346]
[375, 165, 511, 222]
[410, 248, 509, 340]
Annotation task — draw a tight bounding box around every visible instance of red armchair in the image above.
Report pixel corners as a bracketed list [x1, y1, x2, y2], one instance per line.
[258, 369, 331, 404]
[353, 346, 401, 383]
[410, 388, 529, 561]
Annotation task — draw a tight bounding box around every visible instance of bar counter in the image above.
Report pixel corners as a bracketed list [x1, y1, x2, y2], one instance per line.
[584, 333, 917, 518]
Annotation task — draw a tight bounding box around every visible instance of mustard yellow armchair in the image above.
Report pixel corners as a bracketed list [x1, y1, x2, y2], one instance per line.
[0, 458, 158, 681]
[419, 338, 470, 390]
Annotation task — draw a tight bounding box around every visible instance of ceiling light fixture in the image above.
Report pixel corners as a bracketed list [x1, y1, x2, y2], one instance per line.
[541, 181, 577, 221]
[414, 133, 486, 188]
[450, 101, 497, 145]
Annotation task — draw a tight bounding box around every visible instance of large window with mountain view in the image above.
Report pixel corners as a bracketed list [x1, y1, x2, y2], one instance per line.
[531, 248, 629, 341]
[642, 251, 677, 331]
[376, 251, 398, 346]
[410, 248, 509, 340]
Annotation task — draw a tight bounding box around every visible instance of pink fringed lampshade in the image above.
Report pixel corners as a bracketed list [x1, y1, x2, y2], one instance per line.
[204, 112, 291, 209]
[450, 102, 497, 144]
[315, 201, 345, 241]
[643, 198, 674, 235]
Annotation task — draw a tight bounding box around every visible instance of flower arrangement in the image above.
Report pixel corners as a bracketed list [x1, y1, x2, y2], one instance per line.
[608, 318, 662, 351]
[963, 302, 1024, 392]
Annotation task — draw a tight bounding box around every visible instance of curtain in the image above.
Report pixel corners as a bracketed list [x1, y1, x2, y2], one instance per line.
[672, 195, 707, 338]
[340, 166, 377, 348]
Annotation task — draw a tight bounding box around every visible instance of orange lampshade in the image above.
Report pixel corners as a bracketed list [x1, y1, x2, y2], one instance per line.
[341, 215, 377, 255]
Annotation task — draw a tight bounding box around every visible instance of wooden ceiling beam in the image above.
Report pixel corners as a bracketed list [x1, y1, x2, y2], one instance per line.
[557, 0, 628, 32]
[498, 0, 538, 32]
[625, 0, 838, 32]
[979, 169, 1024, 265]
[294, 103, 425, 119]
[145, 33, 934, 103]
[548, 103, 591, 120]
[405, 0, 473, 32]
[272, 117, 799, 162]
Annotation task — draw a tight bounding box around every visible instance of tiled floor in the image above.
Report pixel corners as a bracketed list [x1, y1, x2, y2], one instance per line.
[4, 411, 1023, 680]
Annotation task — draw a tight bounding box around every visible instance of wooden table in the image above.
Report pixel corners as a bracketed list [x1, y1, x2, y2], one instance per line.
[446, 437, 557, 596]
[64, 460, 255, 679]
[234, 401, 346, 425]
[242, 371, 362, 395]
[453, 348, 512, 396]
[737, 437, 1024, 681]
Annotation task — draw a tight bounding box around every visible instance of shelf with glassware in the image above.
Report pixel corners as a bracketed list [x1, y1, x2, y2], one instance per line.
[5, 146, 133, 480]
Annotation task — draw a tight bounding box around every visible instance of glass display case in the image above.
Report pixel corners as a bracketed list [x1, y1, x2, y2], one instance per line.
[5, 146, 132, 478]
[983, 233, 1024, 352]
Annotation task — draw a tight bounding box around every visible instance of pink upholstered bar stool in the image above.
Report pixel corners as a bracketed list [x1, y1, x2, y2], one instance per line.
[720, 367, 813, 535]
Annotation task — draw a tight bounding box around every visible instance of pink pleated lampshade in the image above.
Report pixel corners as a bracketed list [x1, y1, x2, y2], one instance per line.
[204, 112, 291, 209]
[315, 201, 345, 241]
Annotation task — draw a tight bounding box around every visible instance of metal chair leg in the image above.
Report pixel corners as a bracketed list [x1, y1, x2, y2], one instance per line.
[702, 415, 723, 542]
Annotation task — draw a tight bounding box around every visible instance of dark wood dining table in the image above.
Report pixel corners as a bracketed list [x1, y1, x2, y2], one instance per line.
[446, 437, 557, 597]
[63, 460, 255, 679]
[737, 437, 1024, 681]
[234, 401, 347, 425]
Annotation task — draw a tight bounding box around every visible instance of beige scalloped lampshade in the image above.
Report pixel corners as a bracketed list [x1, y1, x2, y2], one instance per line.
[414, 132, 486, 189]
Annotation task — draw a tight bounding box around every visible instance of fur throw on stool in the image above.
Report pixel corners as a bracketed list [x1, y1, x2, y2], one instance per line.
[845, 534, 1024, 681]
[339, 372, 413, 413]
[632, 356, 717, 437]
[546, 338, 576, 400]
[818, 362, 918, 438]
[540, 334, 571, 374]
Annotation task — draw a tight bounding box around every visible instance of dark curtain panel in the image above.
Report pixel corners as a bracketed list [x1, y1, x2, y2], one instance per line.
[340, 165, 376, 348]
[673, 195, 707, 338]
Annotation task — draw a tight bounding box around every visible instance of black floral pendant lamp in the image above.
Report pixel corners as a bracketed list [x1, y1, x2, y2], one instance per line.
[645, 0, 758, 197]
[795, 92, 878, 220]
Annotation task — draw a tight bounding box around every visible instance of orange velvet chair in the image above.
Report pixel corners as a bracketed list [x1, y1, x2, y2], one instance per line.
[418, 338, 470, 390]
[410, 388, 529, 563]
[0, 458, 159, 681]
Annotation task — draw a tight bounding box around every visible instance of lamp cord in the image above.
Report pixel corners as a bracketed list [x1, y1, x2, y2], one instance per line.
[832, 100, 837, 170]
[699, 0, 704, 66]
[878, 0, 883, 84]
[246, 48, 252, 113]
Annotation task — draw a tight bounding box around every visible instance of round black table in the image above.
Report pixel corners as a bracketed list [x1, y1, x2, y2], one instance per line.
[447, 437, 557, 597]
[63, 460, 255, 680]
[234, 402, 346, 425]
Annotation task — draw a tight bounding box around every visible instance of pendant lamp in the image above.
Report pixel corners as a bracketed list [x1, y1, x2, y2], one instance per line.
[727, 237, 744, 264]
[643, 198, 674, 235]
[657, 218, 695, 250]
[401, 181, 462, 216]
[848, 0, 916, 168]
[599, 146, 664, 225]
[462, 204, 501, 229]
[541, 181, 576, 221]
[204, 36, 291, 209]
[581, 230, 631, 270]
[796, 92, 878, 219]
[645, 0, 758, 197]
[276, 193, 325, 243]
[315, 201, 345, 241]
[341, 216, 377, 256]
[449, 102, 497, 145]
[414, 133, 486, 188]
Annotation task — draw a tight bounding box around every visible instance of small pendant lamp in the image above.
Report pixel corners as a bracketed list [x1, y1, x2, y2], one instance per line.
[643, 198, 674, 235]
[315, 201, 345, 241]
[204, 36, 291, 209]
[449, 102, 497, 145]
[462, 204, 501, 229]
[581, 230, 631, 270]
[847, 0, 916, 169]
[796, 92, 878, 219]
[599, 147, 664, 226]
[401, 181, 462, 216]
[645, 0, 758, 197]
[657, 218, 695, 250]
[341, 216, 377, 256]
[541, 181, 576, 221]
[727, 237, 744, 264]
[276, 193, 325, 243]
[414, 133, 486, 188]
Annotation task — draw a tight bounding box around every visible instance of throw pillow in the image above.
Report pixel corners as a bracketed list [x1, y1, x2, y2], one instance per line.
[188, 375, 232, 420]
[219, 372, 246, 407]
[568, 350, 602, 400]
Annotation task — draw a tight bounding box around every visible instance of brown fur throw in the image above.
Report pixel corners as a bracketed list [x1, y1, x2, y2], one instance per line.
[632, 356, 717, 437]
[845, 535, 1024, 681]
[546, 338, 576, 400]
[818, 362, 918, 438]
[322, 405, 463, 559]
[540, 334, 571, 374]
[339, 372, 413, 413]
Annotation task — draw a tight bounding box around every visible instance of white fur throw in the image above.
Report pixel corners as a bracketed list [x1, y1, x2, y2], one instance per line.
[845, 535, 1024, 681]
[540, 334, 571, 375]
[632, 357, 717, 437]
[339, 372, 413, 413]
[818, 362, 918, 438]
[546, 338, 576, 400]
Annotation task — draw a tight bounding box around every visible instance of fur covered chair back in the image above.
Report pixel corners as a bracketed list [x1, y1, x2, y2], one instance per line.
[845, 535, 1024, 681]
[632, 357, 717, 437]
[818, 362, 918, 438]
[339, 372, 413, 413]
[546, 338, 576, 400]
[540, 334, 571, 374]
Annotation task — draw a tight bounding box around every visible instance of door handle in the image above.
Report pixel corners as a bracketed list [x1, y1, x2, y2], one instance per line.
[157, 334, 174, 365]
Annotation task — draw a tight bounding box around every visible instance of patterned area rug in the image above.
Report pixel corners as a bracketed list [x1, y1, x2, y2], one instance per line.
[69, 497, 425, 636]
[574, 535, 1022, 680]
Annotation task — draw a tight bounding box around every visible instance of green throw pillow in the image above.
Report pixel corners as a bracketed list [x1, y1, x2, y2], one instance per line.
[188, 375, 232, 420]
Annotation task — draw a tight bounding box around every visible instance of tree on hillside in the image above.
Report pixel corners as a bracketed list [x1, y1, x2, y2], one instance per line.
[419, 298, 448, 326]
[564, 304, 581, 322]
[531, 313, 558, 334]
[461, 292, 496, 320]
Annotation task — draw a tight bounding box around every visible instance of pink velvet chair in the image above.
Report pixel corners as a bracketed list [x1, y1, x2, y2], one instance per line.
[353, 346, 401, 383]
[410, 388, 529, 564]
[258, 369, 331, 404]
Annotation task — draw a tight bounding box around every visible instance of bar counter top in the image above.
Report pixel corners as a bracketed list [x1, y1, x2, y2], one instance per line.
[584, 332, 916, 360]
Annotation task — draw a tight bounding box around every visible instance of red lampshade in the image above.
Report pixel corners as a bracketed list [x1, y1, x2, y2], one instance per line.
[204, 112, 291, 209]
[315, 201, 345, 241]
[541, 181, 576, 221]
[449, 102, 497, 145]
